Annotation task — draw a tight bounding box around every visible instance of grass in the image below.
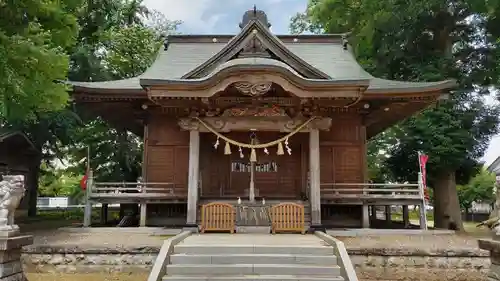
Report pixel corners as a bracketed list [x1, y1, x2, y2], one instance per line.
[389, 209, 492, 237]
[391, 210, 434, 221]
[16, 208, 124, 232]
[26, 273, 147, 281]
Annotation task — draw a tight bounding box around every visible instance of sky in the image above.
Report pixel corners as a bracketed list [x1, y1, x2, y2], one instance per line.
[142, 0, 500, 167]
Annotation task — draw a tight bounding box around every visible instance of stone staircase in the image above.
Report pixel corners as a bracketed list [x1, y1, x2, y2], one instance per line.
[162, 234, 344, 281]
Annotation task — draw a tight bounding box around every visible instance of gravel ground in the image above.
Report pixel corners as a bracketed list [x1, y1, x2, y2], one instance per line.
[24, 228, 483, 251]
[29, 229, 165, 247]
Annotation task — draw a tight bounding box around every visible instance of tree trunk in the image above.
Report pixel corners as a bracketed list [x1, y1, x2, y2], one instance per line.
[26, 157, 42, 217]
[433, 170, 464, 231]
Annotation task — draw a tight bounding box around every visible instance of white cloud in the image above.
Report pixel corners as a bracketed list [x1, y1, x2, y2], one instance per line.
[143, 0, 307, 34]
[484, 135, 500, 166]
[143, 0, 221, 33]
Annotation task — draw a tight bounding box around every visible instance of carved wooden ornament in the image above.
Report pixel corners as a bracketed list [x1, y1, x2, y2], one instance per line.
[233, 81, 272, 97]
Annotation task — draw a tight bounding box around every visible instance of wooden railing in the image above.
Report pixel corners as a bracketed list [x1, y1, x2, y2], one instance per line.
[89, 182, 177, 200]
[200, 202, 236, 233]
[270, 202, 306, 234]
[320, 183, 422, 200]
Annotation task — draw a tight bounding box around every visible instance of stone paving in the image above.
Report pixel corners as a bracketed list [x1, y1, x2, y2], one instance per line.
[179, 233, 328, 246]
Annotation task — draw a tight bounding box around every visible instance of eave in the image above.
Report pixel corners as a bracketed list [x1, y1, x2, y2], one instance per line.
[0, 131, 39, 154]
[143, 60, 370, 99]
[366, 78, 458, 95]
[488, 156, 500, 175]
[362, 92, 447, 138]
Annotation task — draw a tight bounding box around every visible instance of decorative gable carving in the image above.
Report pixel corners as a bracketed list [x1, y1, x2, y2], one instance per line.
[233, 75, 273, 96]
[238, 33, 271, 58]
[181, 10, 331, 80]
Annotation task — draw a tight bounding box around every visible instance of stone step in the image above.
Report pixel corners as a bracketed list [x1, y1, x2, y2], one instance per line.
[170, 253, 337, 265]
[174, 245, 333, 255]
[163, 275, 344, 281]
[165, 264, 342, 276]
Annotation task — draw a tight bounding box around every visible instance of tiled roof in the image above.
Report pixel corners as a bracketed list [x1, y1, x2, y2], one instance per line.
[68, 26, 455, 94]
[488, 156, 500, 175]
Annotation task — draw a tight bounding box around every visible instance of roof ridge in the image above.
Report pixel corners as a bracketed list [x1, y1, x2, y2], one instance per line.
[180, 19, 331, 79]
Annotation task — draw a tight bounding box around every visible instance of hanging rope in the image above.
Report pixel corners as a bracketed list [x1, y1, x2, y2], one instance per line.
[194, 116, 317, 149]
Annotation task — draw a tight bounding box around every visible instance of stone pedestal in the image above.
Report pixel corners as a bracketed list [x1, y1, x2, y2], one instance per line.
[0, 234, 33, 281]
[479, 238, 500, 280]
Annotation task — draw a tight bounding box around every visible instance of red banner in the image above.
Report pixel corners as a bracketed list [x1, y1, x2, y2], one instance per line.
[80, 173, 88, 190]
[419, 153, 429, 201]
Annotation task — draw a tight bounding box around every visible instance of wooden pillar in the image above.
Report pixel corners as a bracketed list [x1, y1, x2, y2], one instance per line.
[139, 121, 149, 227]
[419, 204, 427, 229]
[249, 162, 256, 203]
[83, 170, 93, 227]
[402, 205, 410, 228]
[369, 206, 376, 222]
[186, 130, 200, 226]
[309, 129, 321, 226]
[362, 204, 370, 228]
[385, 205, 392, 223]
[100, 204, 108, 225]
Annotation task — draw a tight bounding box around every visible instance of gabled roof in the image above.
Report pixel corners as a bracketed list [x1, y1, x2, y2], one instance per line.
[179, 19, 331, 80]
[68, 9, 456, 96]
[0, 130, 38, 152]
[488, 156, 500, 175]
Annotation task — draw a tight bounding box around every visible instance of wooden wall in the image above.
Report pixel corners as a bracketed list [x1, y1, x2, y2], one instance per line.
[319, 113, 366, 185]
[143, 112, 367, 199]
[200, 132, 305, 199]
[145, 117, 189, 196]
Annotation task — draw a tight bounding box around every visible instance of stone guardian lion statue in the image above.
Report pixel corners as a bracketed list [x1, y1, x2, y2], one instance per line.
[0, 175, 26, 232]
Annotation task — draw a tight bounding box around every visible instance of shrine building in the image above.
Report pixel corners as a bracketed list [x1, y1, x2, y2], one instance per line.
[69, 9, 455, 230]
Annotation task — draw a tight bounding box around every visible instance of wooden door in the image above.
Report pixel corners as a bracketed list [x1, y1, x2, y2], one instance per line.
[254, 149, 280, 198]
[228, 154, 250, 197]
[255, 142, 303, 198]
[199, 134, 229, 198]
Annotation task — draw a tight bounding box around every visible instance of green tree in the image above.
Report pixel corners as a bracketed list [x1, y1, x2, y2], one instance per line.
[0, 0, 80, 121]
[457, 168, 495, 213]
[39, 163, 84, 204]
[101, 25, 162, 79]
[64, 11, 176, 182]
[64, 118, 143, 182]
[291, 0, 500, 230]
[5, 0, 161, 216]
[367, 131, 397, 183]
[120, 0, 150, 26]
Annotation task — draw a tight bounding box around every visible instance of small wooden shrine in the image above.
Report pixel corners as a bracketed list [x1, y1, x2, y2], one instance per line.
[69, 9, 455, 229]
